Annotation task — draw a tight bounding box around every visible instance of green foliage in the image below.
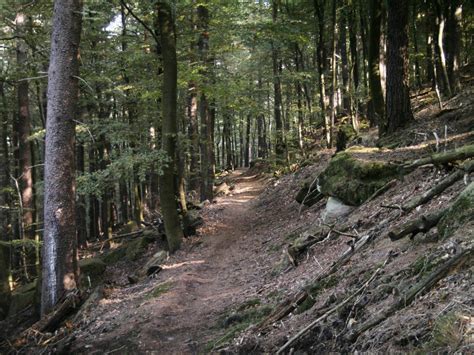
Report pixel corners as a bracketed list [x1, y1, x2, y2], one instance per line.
[77, 149, 167, 197]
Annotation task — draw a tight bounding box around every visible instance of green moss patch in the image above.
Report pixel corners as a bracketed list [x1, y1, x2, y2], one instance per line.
[147, 281, 172, 299]
[318, 152, 399, 206]
[206, 301, 273, 352]
[297, 275, 339, 314]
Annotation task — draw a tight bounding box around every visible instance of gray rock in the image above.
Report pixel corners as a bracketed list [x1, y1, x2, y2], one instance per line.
[322, 196, 355, 222]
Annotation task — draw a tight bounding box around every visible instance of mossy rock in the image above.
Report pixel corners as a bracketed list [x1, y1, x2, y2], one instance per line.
[79, 257, 106, 289]
[103, 245, 127, 265]
[438, 182, 474, 239]
[126, 237, 149, 261]
[8, 280, 38, 316]
[318, 152, 399, 206]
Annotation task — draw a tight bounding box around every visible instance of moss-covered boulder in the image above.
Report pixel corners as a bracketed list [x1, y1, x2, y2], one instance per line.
[126, 237, 149, 261]
[79, 257, 107, 289]
[318, 152, 399, 206]
[438, 182, 474, 239]
[295, 178, 324, 207]
[103, 245, 127, 265]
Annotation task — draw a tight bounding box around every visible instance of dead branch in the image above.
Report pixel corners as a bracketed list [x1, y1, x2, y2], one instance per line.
[347, 247, 473, 342]
[403, 144, 474, 171]
[402, 160, 474, 212]
[276, 253, 393, 354]
[388, 208, 448, 241]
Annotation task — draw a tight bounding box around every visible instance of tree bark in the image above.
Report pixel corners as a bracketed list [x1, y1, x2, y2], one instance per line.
[156, 0, 184, 253]
[0, 80, 11, 320]
[368, 0, 385, 127]
[16, 11, 36, 277]
[385, 0, 414, 134]
[42, 0, 83, 316]
[197, 3, 214, 202]
[244, 114, 251, 167]
[272, 0, 285, 162]
[313, 0, 330, 146]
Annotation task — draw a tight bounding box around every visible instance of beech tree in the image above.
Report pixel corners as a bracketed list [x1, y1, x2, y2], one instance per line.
[156, 1, 184, 253]
[41, 0, 83, 315]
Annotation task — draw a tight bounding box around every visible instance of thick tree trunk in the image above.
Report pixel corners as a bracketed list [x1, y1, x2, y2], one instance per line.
[156, 1, 184, 253]
[385, 0, 414, 134]
[42, 0, 83, 316]
[444, 0, 461, 93]
[368, 0, 385, 127]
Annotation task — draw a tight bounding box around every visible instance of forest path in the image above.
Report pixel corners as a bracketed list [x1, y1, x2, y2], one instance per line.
[73, 169, 269, 354]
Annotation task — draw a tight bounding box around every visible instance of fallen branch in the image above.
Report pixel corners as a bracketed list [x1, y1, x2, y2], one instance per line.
[388, 208, 448, 241]
[276, 253, 393, 354]
[347, 247, 473, 342]
[402, 160, 474, 212]
[402, 144, 474, 171]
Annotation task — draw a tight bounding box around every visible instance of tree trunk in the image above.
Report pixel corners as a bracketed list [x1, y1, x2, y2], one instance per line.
[329, 0, 337, 148]
[385, 0, 414, 134]
[368, 0, 385, 127]
[349, 5, 360, 131]
[272, 0, 285, 162]
[42, 0, 83, 316]
[434, 1, 452, 97]
[412, 1, 422, 89]
[76, 141, 87, 249]
[156, 0, 184, 253]
[16, 11, 36, 278]
[444, 0, 461, 93]
[339, 8, 350, 114]
[313, 0, 329, 145]
[187, 84, 199, 191]
[0, 80, 11, 320]
[197, 3, 214, 202]
[244, 114, 251, 167]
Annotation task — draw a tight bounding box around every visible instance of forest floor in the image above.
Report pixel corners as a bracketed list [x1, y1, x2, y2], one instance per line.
[66, 84, 474, 354]
[2, 80, 473, 354]
[70, 170, 275, 354]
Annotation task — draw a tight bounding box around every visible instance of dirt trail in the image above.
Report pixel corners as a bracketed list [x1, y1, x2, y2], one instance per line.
[72, 169, 268, 354]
